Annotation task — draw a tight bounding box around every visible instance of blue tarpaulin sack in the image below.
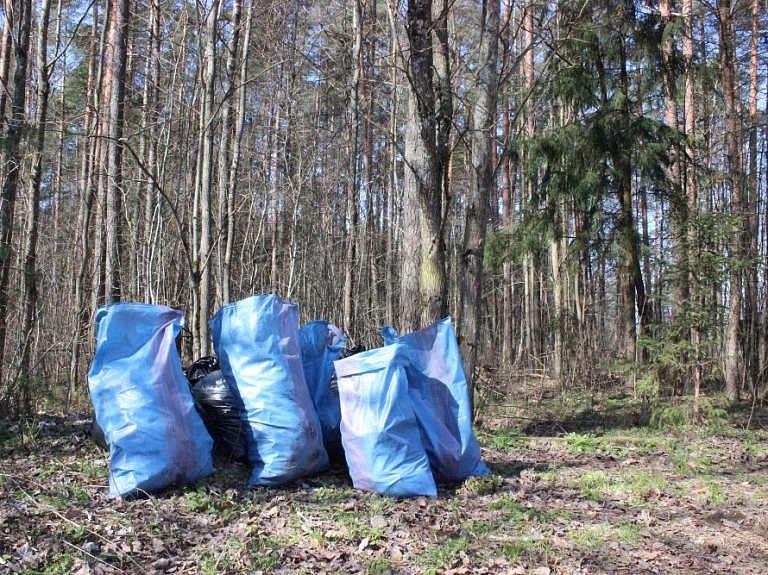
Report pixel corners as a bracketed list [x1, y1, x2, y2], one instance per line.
[381, 317, 490, 482]
[299, 321, 346, 457]
[210, 294, 329, 487]
[335, 344, 437, 497]
[88, 303, 214, 498]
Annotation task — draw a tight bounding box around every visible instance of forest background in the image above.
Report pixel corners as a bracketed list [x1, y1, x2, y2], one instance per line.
[0, 0, 765, 422]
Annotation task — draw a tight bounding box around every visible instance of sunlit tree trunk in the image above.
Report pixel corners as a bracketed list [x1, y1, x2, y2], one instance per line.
[718, 0, 743, 403]
[660, 0, 687, 317]
[500, 0, 514, 363]
[193, 0, 220, 356]
[458, 0, 499, 417]
[343, 0, 362, 337]
[18, 0, 53, 412]
[0, 0, 32, 391]
[102, 0, 129, 303]
[744, 0, 760, 395]
[682, 0, 701, 402]
[217, 0, 242, 306]
[224, 0, 254, 304]
[69, 0, 100, 408]
[0, 0, 13, 135]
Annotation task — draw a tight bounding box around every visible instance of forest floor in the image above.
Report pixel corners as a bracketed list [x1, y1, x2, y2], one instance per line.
[1, 398, 767, 575]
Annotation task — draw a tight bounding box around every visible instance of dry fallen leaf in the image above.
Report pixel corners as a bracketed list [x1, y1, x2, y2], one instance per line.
[370, 515, 388, 528]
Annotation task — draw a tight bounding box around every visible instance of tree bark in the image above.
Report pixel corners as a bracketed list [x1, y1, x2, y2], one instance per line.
[458, 0, 499, 418]
[18, 0, 53, 412]
[103, 0, 129, 304]
[343, 0, 362, 337]
[718, 0, 743, 403]
[0, 0, 32, 391]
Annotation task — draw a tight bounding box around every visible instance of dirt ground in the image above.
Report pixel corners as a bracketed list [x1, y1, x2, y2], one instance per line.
[1, 413, 767, 575]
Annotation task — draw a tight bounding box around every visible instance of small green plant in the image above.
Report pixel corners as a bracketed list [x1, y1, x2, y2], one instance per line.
[246, 536, 283, 571]
[39, 552, 76, 575]
[576, 470, 610, 502]
[707, 483, 724, 506]
[462, 474, 503, 496]
[501, 538, 534, 560]
[484, 428, 526, 450]
[564, 432, 599, 455]
[365, 558, 394, 575]
[418, 536, 468, 573]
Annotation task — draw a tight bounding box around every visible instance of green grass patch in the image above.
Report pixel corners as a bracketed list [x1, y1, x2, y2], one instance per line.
[564, 432, 599, 456]
[365, 558, 395, 574]
[246, 535, 284, 571]
[418, 536, 469, 574]
[481, 428, 527, 450]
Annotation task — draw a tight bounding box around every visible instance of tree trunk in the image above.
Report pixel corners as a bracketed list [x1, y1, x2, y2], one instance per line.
[18, 0, 53, 413]
[718, 0, 743, 403]
[343, 0, 362, 337]
[224, 0, 254, 304]
[0, 0, 13, 135]
[0, 0, 32, 392]
[193, 0, 220, 356]
[217, 0, 242, 306]
[660, 0, 688, 318]
[458, 0, 498, 418]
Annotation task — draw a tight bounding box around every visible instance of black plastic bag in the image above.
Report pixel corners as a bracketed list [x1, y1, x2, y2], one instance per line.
[187, 355, 220, 385]
[190, 370, 248, 462]
[86, 417, 108, 451]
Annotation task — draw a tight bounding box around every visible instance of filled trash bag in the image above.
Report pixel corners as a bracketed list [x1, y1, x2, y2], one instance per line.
[190, 370, 248, 462]
[88, 303, 214, 498]
[335, 344, 437, 497]
[381, 317, 490, 482]
[187, 355, 220, 384]
[86, 417, 108, 451]
[299, 321, 346, 458]
[210, 294, 329, 487]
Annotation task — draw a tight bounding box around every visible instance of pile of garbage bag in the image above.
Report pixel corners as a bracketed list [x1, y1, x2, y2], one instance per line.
[88, 295, 488, 498]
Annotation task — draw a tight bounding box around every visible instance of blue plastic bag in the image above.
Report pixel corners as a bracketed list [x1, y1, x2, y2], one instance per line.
[88, 303, 214, 498]
[381, 317, 490, 482]
[335, 344, 437, 497]
[210, 295, 329, 487]
[299, 321, 346, 456]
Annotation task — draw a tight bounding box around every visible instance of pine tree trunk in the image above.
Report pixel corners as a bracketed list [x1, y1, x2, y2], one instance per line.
[718, 0, 743, 403]
[103, 0, 129, 303]
[18, 0, 53, 412]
